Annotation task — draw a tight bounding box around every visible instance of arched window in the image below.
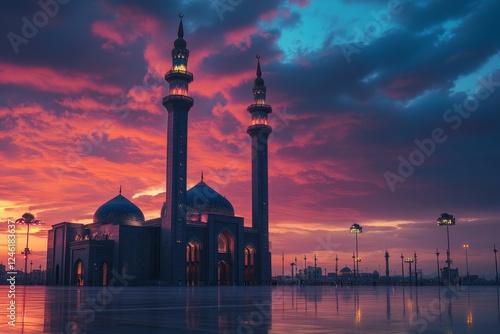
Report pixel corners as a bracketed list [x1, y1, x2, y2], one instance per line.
[218, 233, 231, 253]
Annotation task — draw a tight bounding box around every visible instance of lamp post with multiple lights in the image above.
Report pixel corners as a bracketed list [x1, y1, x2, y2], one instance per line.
[437, 213, 455, 285]
[15, 213, 43, 285]
[463, 244, 469, 283]
[350, 223, 362, 283]
[400, 254, 404, 285]
[405, 257, 414, 286]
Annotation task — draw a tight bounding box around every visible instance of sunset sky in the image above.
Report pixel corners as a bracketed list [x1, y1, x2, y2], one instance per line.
[1, 0, 499, 279]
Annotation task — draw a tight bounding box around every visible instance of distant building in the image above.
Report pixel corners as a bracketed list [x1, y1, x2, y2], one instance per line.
[45, 17, 273, 286]
[304, 266, 322, 283]
[440, 267, 459, 284]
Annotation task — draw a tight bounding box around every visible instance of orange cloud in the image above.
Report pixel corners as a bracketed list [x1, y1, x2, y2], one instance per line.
[0, 62, 122, 95]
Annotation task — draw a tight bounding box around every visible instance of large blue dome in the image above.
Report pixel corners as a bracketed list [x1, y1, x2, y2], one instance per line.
[186, 180, 234, 216]
[93, 194, 145, 226]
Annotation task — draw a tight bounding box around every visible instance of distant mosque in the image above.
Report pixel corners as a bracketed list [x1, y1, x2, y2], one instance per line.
[46, 17, 273, 286]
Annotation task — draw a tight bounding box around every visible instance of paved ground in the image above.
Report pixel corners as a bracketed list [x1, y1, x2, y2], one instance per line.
[1, 285, 499, 333]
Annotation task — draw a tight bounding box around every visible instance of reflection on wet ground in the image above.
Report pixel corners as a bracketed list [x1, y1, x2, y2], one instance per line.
[0, 285, 499, 333]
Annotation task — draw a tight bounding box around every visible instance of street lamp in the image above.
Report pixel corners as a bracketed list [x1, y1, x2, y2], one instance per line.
[494, 244, 498, 285]
[463, 244, 469, 282]
[15, 213, 43, 285]
[350, 223, 362, 283]
[436, 249, 440, 285]
[404, 258, 414, 286]
[400, 253, 404, 285]
[437, 213, 455, 285]
[414, 251, 418, 286]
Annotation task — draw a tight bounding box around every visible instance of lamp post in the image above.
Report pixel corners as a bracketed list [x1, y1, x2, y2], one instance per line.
[30, 260, 33, 285]
[405, 258, 414, 286]
[414, 251, 418, 285]
[335, 254, 338, 284]
[350, 223, 362, 283]
[463, 244, 469, 283]
[314, 254, 317, 285]
[290, 262, 295, 280]
[494, 244, 498, 285]
[352, 252, 356, 284]
[437, 213, 455, 285]
[400, 253, 404, 285]
[436, 249, 440, 285]
[15, 213, 43, 285]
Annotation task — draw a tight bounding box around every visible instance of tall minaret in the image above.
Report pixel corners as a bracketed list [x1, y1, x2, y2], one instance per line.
[247, 55, 272, 283]
[161, 14, 194, 285]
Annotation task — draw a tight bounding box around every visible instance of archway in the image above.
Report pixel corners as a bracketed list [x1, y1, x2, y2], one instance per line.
[217, 231, 233, 284]
[74, 260, 84, 286]
[186, 240, 202, 285]
[244, 245, 255, 284]
[218, 260, 230, 285]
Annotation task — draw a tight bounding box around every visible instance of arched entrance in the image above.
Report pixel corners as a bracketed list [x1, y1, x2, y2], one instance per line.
[244, 245, 255, 284]
[74, 260, 84, 286]
[217, 231, 233, 284]
[186, 240, 202, 285]
[218, 260, 230, 285]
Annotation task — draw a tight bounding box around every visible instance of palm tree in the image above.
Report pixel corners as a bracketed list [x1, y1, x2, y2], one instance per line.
[16, 213, 43, 284]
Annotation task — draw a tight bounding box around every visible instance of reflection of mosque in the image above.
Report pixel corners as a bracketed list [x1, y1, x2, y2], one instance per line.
[41, 287, 272, 333]
[45, 17, 273, 286]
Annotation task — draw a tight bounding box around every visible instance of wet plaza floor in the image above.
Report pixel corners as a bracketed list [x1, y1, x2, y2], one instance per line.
[1, 284, 499, 333]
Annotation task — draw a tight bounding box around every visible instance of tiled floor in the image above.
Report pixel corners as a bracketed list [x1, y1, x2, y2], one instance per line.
[1, 285, 499, 333]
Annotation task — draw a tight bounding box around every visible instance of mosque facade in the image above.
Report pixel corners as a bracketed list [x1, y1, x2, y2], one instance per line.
[45, 17, 273, 286]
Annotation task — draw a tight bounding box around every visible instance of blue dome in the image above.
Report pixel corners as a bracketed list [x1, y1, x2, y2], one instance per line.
[93, 194, 145, 226]
[186, 180, 234, 216]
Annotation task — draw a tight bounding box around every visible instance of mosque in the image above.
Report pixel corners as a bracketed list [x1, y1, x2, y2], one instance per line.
[45, 17, 273, 286]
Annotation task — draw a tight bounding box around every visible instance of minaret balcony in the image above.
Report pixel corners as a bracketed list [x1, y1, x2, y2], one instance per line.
[247, 103, 272, 114]
[162, 95, 194, 108]
[165, 70, 193, 83]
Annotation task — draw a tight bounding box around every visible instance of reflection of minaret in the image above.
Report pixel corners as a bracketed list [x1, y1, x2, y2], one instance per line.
[161, 15, 194, 284]
[248, 55, 272, 283]
[385, 250, 390, 283]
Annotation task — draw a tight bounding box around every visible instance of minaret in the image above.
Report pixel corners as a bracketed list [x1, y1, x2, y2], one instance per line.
[247, 55, 272, 283]
[161, 14, 194, 285]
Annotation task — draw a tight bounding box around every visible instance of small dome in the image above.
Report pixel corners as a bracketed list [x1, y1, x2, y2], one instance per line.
[186, 180, 234, 216]
[339, 266, 352, 275]
[93, 194, 145, 226]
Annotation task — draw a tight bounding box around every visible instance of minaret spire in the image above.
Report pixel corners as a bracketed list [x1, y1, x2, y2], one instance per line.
[256, 54, 262, 78]
[177, 13, 184, 38]
[119, 185, 122, 195]
[161, 14, 194, 285]
[247, 55, 272, 284]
